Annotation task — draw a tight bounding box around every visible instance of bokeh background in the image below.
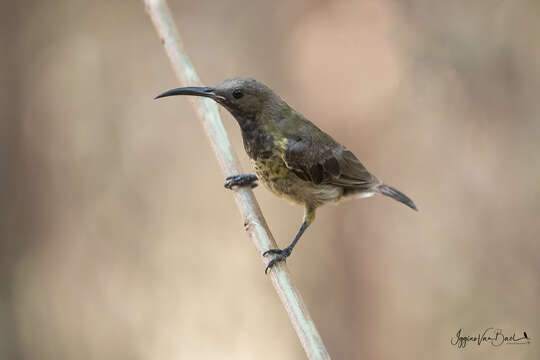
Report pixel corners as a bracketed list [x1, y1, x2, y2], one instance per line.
[1, 0, 539, 359]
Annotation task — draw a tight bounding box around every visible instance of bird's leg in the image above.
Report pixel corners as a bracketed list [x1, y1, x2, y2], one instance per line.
[224, 174, 258, 189]
[263, 206, 316, 274]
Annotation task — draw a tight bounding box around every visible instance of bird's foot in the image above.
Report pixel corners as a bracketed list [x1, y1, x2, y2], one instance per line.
[263, 247, 292, 274]
[224, 174, 258, 189]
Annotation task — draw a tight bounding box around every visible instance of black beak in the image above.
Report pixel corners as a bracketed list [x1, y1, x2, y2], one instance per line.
[154, 86, 221, 100]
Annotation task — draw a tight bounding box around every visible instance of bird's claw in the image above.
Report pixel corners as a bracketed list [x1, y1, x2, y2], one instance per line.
[224, 174, 258, 189]
[263, 247, 292, 274]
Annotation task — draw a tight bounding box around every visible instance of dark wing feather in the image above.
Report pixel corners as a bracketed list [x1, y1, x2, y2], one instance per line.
[283, 133, 378, 189]
[331, 149, 378, 188]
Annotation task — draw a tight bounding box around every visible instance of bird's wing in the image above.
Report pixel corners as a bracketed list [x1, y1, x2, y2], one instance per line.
[282, 131, 378, 189]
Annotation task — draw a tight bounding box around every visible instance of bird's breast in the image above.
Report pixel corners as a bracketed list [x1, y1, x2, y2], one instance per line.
[252, 154, 292, 189]
[252, 154, 342, 207]
[241, 127, 276, 160]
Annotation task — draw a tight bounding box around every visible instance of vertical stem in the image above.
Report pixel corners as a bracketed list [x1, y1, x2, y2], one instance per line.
[143, 1, 331, 359]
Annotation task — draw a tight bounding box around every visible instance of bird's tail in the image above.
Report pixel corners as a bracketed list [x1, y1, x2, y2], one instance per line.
[377, 184, 418, 211]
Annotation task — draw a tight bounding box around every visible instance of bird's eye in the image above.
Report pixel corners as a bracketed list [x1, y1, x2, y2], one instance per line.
[232, 89, 244, 99]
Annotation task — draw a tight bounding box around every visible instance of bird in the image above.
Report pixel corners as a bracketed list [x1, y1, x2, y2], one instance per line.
[155, 78, 417, 273]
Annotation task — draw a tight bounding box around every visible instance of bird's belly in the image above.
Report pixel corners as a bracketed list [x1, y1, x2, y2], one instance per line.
[252, 157, 342, 207]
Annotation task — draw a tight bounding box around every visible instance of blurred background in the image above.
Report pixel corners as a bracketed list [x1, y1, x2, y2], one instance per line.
[1, 0, 539, 359]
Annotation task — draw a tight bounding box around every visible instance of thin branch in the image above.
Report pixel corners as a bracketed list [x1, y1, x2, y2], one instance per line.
[143, 0, 330, 358]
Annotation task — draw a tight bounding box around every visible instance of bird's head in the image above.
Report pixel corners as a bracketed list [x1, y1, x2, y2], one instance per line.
[155, 77, 279, 129]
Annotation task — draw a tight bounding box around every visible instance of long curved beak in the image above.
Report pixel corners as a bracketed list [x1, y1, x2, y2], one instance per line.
[154, 86, 222, 100]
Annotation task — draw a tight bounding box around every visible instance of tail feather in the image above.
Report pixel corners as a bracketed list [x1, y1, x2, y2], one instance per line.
[377, 184, 417, 211]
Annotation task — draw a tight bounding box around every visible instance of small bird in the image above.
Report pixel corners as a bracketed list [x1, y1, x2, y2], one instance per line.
[155, 78, 417, 273]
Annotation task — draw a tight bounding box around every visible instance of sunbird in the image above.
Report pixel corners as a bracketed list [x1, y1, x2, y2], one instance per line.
[155, 78, 417, 273]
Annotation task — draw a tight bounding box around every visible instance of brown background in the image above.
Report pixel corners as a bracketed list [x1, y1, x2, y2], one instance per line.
[1, 1, 539, 359]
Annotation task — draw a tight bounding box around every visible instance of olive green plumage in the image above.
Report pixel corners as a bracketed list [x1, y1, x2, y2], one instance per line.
[155, 77, 417, 273]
